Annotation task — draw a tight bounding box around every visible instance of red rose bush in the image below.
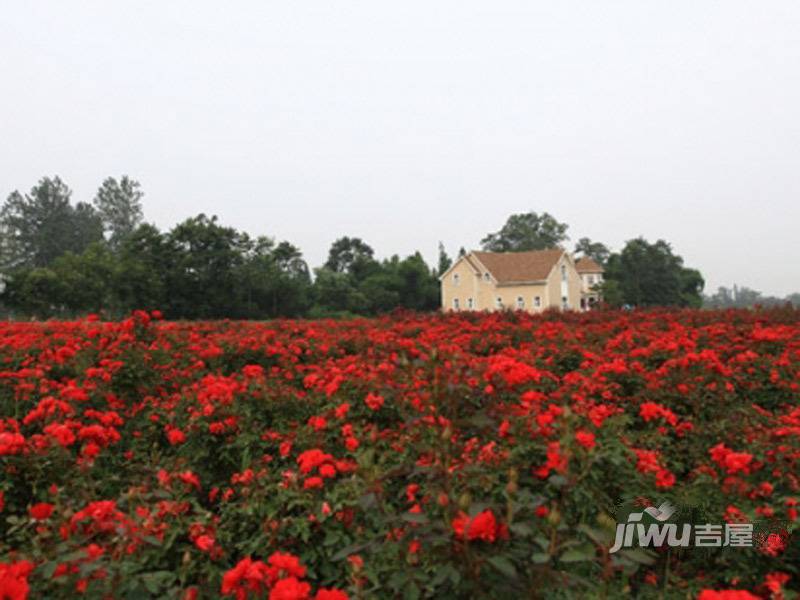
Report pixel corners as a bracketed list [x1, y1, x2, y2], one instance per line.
[0, 307, 799, 597]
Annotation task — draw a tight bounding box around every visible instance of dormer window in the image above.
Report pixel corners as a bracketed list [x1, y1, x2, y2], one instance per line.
[484, 272, 491, 281]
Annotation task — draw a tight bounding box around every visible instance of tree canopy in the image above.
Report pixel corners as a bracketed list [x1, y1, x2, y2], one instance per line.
[574, 237, 610, 266]
[93, 176, 144, 248]
[481, 211, 569, 252]
[601, 238, 704, 308]
[0, 177, 103, 269]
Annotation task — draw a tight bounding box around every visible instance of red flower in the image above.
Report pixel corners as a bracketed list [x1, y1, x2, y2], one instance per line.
[709, 444, 753, 475]
[303, 477, 324, 490]
[297, 449, 334, 474]
[696, 591, 759, 599]
[267, 552, 307, 580]
[364, 393, 384, 411]
[0, 560, 34, 600]
[655, 469, 676, 489]
[452, 510, 498, 542]
[574, 430, 596, 450]
[314, 590, 349, 600]
[221, 557, 271, 599]
[29, 502, 54, 521]
[0, 432, 25, 456]
[178, 471, 201, 490]
[194, 534, 215, 552]
[242, 365, 265, 379]
[269, 577, 311, 600]
[167, 427, 187, 445]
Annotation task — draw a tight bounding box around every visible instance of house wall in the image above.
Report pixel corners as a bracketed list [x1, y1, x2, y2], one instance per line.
[441, 258, 479, 312]
[581, 272, 603, 293]
[492, 284, 549, 312]
[546, 255, 582, 310]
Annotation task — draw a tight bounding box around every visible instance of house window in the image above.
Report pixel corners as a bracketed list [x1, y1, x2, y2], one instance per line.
[495, 297, 503, 309]
[588, 274, 595, 285]
[484, 272, 491, 281]
[467, 297, 474, 309]
[561, 265, 567, 281]
[516, 296, 524, 309]
[453, 273, 460, 286]
[562, 296, 569, 309]
[453, 298, 460, 310]
[534, 296, 541, 308]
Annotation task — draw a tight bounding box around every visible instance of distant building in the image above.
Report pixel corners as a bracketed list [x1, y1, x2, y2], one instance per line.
[575, 257, 604, 310]
[440, 248, 602, 312]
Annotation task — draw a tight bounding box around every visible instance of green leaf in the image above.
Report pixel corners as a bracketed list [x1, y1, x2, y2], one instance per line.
[403, 582, 420, 600]
[510, 523, 533, 537]
[331, 541, 371, 561]
[140, 571, 176, 594]
[620, 547, 656, 565]
[401, 511, 429, 524]
[487, 555, 517, 578]
[532, 552, 550, 564]
[559, 546, 595, 563]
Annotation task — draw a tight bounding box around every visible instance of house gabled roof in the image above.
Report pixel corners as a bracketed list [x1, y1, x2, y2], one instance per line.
[575, 257, 604, 273]
[471, 248, 566, 284]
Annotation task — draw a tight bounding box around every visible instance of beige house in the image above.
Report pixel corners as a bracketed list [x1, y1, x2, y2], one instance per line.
[576, 257, 604, 310]
[440, 248, 602, 313]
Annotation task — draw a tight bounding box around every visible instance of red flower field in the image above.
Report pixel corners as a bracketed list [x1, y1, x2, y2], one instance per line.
[1, 308, 799, 598]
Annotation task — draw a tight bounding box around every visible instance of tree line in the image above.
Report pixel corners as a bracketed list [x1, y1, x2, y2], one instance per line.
[0, 175, 746, 320]
[0, 176, 441, 319]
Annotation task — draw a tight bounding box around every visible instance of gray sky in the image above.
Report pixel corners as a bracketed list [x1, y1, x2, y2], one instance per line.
[2, 1, 799, 296]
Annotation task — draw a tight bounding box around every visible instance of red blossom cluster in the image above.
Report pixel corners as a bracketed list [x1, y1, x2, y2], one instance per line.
[221, 552, 346, 600]
[0, 307, 799, 597]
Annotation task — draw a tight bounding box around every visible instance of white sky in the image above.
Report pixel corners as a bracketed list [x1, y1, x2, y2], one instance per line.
[2, 1, 799, 296]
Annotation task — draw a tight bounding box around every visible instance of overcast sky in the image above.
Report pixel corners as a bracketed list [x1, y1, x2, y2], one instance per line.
[2, 2, 799, 296]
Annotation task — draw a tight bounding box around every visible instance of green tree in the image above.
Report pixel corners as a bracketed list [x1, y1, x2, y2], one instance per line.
[574, 237, 610, 265]
[324, 237, 376, 276]
[164, 214, 251, 319]
[93, 176, 144, 249]
[242, 239, 311, 318]
[114, 224, 172, 313]
[1, 244, 117, 317]
[481, 211, 569, 252]
[0, 177, 103, 269]
[310, 268, 368, 316]
[602, 238, 704, 307]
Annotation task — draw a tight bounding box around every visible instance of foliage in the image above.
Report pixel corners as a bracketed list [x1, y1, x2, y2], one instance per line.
[480, 212, 569, 252]
[92, 176, 144, 249]
[0, 177, 103, 269]
[573, 237, 610, 266]
[602, 238, 704, 308]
